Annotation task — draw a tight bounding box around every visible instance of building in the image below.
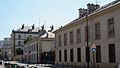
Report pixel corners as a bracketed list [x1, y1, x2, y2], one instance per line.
[10, 24, 46, 61]
[2, 38, 11, 60]
[0, 40, 4, 60]
[0, 40, 4, 48]
[23, 31, 55, 64]
[54, 0, 120, 68]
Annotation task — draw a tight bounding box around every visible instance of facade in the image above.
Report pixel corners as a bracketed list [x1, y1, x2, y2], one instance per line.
[10, 24, 46, 61]
[0, 40, 4, 48]
[23, 32, 55, 63]
[2, 38, 11, 60]
[0, 40, 4, 59]
[54, 0, 120, 68]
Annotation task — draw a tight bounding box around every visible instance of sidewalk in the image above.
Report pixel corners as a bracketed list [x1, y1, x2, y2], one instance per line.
[0, 65, 5, 68]
[52, 64, 87, 68]
[0, 60, 6, 68]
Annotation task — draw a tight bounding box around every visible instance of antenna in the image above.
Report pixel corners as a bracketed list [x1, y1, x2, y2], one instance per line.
[33, 20, 35, 24]
[39, 18, 40, 30]
[38, 18, 41, 37]
[95, 0, 98, 4]
[44, 20, 46, 30]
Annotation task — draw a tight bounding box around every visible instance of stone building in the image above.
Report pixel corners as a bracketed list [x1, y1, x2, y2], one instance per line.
[10, 24, 46, 61]
[54, 0, 120, 68]
[2, 38, 11, 60]
[0, 40, 4, 60]
[23, 32, 55, 63]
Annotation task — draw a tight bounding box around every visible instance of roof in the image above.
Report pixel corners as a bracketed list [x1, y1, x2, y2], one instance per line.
[66, 0, 120, 27]
[40, 32, 55, 38]
[54, 0, 120, 33]
[16, 26, 40, 32]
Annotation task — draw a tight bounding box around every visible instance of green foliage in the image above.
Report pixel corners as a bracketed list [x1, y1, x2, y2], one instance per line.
[24, 36, 32, 44]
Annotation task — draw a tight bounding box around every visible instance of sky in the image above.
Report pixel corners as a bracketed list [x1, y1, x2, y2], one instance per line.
[0, 0, 115, 40]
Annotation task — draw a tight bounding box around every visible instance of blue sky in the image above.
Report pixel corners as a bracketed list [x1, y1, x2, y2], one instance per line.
[0, 0, 115, 40]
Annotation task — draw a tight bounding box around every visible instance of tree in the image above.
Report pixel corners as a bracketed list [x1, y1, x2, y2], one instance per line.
[24, 36, 32, 44]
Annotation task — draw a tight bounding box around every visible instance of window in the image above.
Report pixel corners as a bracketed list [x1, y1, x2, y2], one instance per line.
[77, 48, 81, 62]
[59, 50, 61, 62]
[64, 33, 67, 46]
[34, 44, 35, 51]
[70, 49, 74, 62]
[59, 35, 62, 47]
[85, 26, 90, 42]
[64, 50, 67, 62]
[109, 44, 115, 63]
[34, 54, 35, 61]
[95, 23, 100, 40]
[96, 46, 101, 63]
[108, 18, 115, 38]
[76, 28, 81, 43]
[18, 41, 21, 46]
[32, 45, 34, 51]
[70, 31, 74, 45]
[36, 43, 38, 51]
[18, 35, 21, 39]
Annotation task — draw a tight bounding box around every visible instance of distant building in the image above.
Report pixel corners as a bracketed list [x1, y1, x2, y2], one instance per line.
[10, 24, 46, 61]
[2, 38, 11, 60]
[0, 40, 4, 59]
[23, 32, 55, 64]
[54, 0, 120, 68]
[0, 40, 4, 48]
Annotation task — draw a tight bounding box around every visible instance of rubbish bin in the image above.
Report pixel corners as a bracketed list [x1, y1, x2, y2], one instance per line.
[11, 64, 17, 68]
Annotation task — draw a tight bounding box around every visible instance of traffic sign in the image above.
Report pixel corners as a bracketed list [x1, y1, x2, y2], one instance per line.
[92, 43, 96, 52]
[92, 43, 96, 48]
[92, 48, 96, 52]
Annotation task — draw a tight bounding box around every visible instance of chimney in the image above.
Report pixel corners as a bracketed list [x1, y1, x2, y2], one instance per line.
[21, 24, 24, 29]
[41, 25, 44, 30]
[50, 25, 54, 31]
[12, 29, 14, 33]
[78, 8, 87, 18]
[32, 24, 35, 30]
[48, 25, 54, 32]
[87, 3, 100, 13]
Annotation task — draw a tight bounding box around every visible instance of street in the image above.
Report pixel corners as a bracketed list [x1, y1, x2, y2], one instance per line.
[0, 60, 53, 68]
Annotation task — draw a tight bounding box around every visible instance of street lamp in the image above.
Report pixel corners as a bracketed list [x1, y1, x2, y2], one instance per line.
[86, 14, 90, 68]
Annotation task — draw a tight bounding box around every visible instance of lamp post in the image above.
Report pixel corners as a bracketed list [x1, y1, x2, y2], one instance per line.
[86, 14, 90, 68]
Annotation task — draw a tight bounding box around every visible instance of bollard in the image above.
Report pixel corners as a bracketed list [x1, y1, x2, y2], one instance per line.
[75, 63, 76, 68]
[97, 64, 99, 68]
[63, 62, 64, 68]
[57, 62, 58, 68]
[84, 64, 86, 68]
[67, 62, 68, 68]
[72, 63, 73, 68]
[115, 65, 118, 68]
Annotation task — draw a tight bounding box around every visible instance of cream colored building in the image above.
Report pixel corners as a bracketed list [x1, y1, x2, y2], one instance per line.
[10, 24, 46, 61]
[54, 0, 120, 68]
[24, 32, 55, 63]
